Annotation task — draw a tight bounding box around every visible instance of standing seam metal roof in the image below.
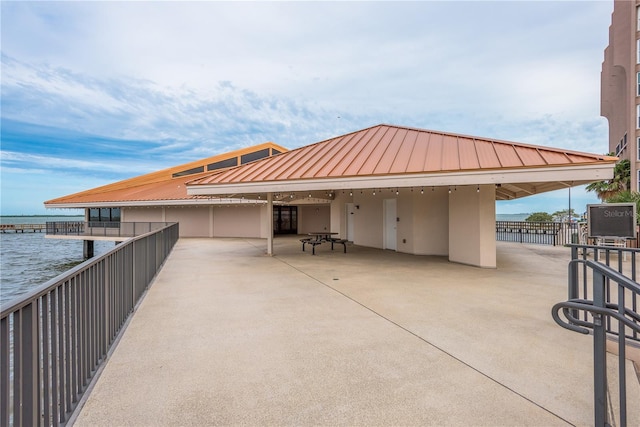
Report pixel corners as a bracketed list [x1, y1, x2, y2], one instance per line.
[189, 124, 616, 186]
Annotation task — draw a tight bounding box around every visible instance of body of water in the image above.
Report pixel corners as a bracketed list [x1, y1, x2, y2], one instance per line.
[496, 213, 530, 222]
[0, 216, 115, 306]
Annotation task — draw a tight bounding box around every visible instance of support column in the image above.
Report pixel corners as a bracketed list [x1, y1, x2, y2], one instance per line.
[267, 192, 274, 256]
[448, 185, 496, 268]
[83, 240, 94, 258]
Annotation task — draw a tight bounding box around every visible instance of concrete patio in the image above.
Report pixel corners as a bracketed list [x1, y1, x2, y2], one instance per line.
[72, 237, 639, 426]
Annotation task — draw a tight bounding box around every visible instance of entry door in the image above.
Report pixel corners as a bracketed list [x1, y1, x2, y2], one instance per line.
[273, 206, 298, 235]
[384, 199, 397, 251]
[346, 203, 355, 242]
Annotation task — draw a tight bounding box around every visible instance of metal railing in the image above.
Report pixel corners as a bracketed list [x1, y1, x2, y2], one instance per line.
[552, 244, 640, 427]
[1, 222, 179, 426]
[496, 221, 570, 246]
[46, 221, 172, 238]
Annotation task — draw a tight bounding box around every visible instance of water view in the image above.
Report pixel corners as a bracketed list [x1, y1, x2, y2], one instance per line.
[0, 216, 114, 305]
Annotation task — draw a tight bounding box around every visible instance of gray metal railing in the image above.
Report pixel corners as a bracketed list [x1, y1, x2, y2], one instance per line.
[46, 221, 172, 238]
[552, 244, 640, 427]
[1, 222, 179, 426]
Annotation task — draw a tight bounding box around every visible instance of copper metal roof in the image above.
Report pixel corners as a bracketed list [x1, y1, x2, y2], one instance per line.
[45, 124, 616, 207]
[44, 142, 287, 207]
[188, 124, 616, 188]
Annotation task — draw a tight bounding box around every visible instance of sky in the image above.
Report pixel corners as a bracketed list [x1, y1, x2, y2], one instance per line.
[0, 0, 614, 216]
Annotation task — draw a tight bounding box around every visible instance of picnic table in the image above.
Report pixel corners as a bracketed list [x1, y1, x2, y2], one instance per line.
[300, 232, 347, 255]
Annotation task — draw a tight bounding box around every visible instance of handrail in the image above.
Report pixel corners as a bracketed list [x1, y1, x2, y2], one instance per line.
[552, 299, 640, 335]
[552, 253, 640, 427]
[1, 222, 179, 426]
[570, 258, 640, 296]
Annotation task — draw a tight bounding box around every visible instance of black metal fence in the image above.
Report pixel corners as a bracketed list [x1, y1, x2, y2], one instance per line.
[553, 244, 640, 426]
[496, 221, 580, 246]
[1, 222, 179, 426]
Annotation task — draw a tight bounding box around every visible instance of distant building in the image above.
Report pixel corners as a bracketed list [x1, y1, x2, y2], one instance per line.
[601, 0, 640, 188]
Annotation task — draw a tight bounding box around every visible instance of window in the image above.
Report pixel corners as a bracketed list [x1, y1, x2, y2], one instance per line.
[207, 157, 238, 171]
[637, 5, 640, 31]
[89, 207, 120, 222]
[172, 166, 204, 178]
[638, 72, 640, 96]
[616, 134, 628, 156]
[638, 104, 640, 129]
[637, 169, 640, 191]
[637, 39, 640, 64]
[637, 137, 640, 161]
[241, 148, 270, 164]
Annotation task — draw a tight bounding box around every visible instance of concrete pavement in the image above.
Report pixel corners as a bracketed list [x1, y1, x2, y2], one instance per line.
[72, 237, 637, 426]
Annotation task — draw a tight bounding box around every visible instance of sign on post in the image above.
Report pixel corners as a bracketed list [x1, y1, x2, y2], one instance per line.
[587, 203, 636, 238]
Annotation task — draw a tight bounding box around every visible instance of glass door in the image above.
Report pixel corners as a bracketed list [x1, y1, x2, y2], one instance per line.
[273, 206, 298, 235]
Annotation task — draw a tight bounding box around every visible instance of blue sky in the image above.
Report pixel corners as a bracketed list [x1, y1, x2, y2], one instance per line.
[1, 1, 613, 215]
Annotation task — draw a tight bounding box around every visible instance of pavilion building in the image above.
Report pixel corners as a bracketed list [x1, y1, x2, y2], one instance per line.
[45, 124, 616, 268]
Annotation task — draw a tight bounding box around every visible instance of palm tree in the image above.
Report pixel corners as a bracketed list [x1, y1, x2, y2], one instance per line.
[586, 159, 630, 201]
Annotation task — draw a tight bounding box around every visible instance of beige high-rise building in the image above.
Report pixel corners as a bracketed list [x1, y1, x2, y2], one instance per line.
[601, 0, 640, 189]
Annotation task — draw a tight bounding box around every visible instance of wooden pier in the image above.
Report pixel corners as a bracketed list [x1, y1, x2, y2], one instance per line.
[0, 224, 46, 233]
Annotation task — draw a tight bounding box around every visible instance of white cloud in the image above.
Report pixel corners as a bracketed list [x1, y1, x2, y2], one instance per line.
[0, 0, 616, 214]
[0, 150, 158, 176]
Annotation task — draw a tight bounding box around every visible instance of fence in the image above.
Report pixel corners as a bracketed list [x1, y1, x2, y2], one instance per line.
[46, 221, 172, 238]
[1, 222, 179, 426]
[496, 221, 582, 246]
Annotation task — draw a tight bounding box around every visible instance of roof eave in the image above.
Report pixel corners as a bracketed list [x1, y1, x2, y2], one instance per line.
[186, 163, 615, 196]
[44, 198, 266, 209]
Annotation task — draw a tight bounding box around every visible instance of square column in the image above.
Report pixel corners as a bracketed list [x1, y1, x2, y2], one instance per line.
[448, 185, 496, 268]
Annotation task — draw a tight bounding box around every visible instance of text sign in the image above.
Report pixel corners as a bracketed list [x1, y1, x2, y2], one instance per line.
[587, 203, 636, 238]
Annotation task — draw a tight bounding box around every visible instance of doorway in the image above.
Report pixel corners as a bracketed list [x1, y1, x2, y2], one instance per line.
[346, 203, 355, 242]
[273, 206, 298, 235]
[383, 199, 397, 251]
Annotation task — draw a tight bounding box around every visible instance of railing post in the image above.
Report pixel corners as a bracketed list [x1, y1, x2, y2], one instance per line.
[568, 249, 580, 322]
[592, 270, 608, 427]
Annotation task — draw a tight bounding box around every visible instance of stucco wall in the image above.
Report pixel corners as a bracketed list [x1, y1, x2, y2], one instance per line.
[213, 206, 262, 238]
[123, 205, 263, 238]
[166, 207, 210, 237]
[352, 193, 383, 249]
[411, 188, 449, 256]
[123, 207, 164, 222]
[448, 185, 496, 268]
[330, 193, 350, 238]
[298, 205, 331, 234]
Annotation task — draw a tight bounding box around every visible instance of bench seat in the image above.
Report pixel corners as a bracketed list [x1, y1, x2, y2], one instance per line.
[329, 238, 348, 253]
[300, 238, 323, 255]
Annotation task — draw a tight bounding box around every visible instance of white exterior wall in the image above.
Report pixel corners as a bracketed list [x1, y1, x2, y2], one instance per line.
[448, 185, 496, 268]
[121, 184, 497, 268]
[123, 207, 164, 222]
[165, 207, 210, 237]
[213, 206, 262, 238]
[123, 205, 263, 238]
[411, 188, 449, 256]
[352, 192, 384, 249]
[330, 193, 350, 238]
[340, 189, 450, 255]
[298, 205, 331, 234]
